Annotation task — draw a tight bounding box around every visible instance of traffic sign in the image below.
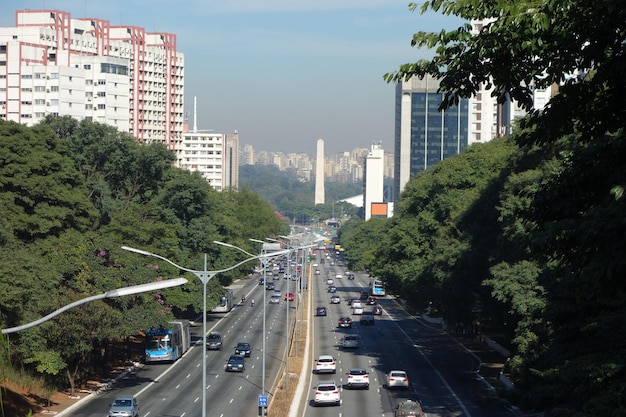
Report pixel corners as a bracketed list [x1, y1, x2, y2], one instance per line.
[258, 394, 269, 407]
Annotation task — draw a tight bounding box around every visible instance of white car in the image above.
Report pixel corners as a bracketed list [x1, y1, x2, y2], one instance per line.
[335, 273, 343, 279]
[269, 295, 280, 304]
[346, 368, 369, 389]
[314, 381, 341, 406]
[314, 355, 337, 374]
[326, 278, 334, 285]
[351, 301, 364, 315]
[330, 295, 341, 304]
[386, 370, 410, 389]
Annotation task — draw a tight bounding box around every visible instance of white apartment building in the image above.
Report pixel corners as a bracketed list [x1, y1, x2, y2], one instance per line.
[0, 9, 185, 148]
[363, 142, 385, 220]
[468, 19, 554, 144]
[177, 130, 239, 191]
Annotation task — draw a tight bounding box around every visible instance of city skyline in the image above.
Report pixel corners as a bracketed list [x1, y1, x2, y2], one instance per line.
[2, 0, 463, 154]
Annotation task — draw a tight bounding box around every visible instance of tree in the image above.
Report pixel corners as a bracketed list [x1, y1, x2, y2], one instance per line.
[384, 0, 626, 146]
[0, 120, 96, 241]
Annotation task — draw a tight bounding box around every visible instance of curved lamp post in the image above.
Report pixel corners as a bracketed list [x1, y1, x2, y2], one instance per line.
[213, 240, 291, 410]
[122, 246, 266, 417]
[2, 278, 188, 334]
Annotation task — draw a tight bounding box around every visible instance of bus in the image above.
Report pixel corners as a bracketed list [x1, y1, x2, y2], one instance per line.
[144, 320, 191, 363]
[210, 289, 234, 313]
[371, 280, 386, 297]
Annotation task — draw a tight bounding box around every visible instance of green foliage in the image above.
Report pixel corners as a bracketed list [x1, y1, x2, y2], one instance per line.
[239, 164, 360, 222]
[342, 130, 626, 413]
[392, 0, 626, 147]
[0, 117, 288, 398]
[0, 120, 96, 241]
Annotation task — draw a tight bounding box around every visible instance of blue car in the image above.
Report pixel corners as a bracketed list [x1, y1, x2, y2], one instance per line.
[235, 342, 252, 357]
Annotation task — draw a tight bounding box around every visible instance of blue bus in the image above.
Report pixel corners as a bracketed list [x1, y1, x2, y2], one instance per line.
[371, 280, 386, 296]
[144, 320, 191, 363]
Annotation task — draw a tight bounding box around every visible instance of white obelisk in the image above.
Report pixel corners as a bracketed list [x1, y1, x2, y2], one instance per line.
[315, 139, 325, 205]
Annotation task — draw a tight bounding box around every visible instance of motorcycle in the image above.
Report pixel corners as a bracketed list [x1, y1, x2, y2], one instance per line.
[348, 274, 355, 280]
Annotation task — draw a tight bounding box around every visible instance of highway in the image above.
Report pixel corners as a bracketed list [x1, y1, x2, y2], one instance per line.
[68, 273, 296, 416]
[67, 246, 512, 417]
[300, 248, 512, 417]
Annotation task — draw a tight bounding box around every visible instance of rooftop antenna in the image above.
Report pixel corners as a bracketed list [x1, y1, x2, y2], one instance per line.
[193, 96, 198, 133]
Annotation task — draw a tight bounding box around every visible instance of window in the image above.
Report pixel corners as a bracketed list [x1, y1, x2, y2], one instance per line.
[35, 86, 45, 92]
[49, 73, 59, 79]
[97, 91, 106, 97]
[83, 64, 91, 69]
[50, 85, 59, 92]
[97, 79, 106, 85]
[97, 104, 105, 109]
[21, 74, 33, 79]
[49, 99, 59, 106]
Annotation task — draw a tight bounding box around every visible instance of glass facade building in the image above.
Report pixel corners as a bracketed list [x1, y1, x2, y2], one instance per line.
[394, 76, 469, 201]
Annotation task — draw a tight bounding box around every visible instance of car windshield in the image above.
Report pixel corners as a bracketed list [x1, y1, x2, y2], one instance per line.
[391, 371, 406, 377]
[350, 369, 366, 375]
[114, 399, 132, 407]
[208, 334, 220, 341]
[318, 385, 336, 391]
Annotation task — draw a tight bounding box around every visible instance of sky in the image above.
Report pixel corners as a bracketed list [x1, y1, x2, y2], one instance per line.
[3, 1, 463, 154]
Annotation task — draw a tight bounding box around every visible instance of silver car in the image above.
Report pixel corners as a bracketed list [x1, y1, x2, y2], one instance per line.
[108, 397, 139, 417]
[386, 370, 410, 389]
[341, 334, 359, 349]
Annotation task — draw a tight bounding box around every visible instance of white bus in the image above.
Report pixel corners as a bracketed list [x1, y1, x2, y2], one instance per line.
[371, 280, 386, 296]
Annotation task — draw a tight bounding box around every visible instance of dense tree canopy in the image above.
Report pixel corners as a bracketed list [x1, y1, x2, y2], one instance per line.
[344, 1, 626, 415]
[239, 164, 360, 223]
[0, 118, 288, 396]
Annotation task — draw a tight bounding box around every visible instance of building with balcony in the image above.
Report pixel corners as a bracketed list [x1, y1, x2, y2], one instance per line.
[0, 9, 185, 148]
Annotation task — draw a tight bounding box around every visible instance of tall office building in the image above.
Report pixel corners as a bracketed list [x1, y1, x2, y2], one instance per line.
[314, 138, 325, 205]
[223, 132, 239, 190]
[393, 75, 469, 200]
[0, 9, 185, 148]
[363, 142, 386, 220]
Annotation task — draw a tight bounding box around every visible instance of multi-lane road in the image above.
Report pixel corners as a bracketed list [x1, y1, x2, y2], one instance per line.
[67, 247, 511, 417]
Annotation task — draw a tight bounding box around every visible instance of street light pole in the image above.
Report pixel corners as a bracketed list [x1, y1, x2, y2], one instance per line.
[213, 241, 290, 403]
[2, 278, 188, 334]
[122, 246, 264, 417]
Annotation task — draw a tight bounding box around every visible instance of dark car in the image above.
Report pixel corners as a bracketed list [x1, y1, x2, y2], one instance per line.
[327, 286, 337, 293]
[284, 292, 295, 301]
[316, 306, 327, 316]
[266, 281, 275, 290]
[258, 277, 265, 285]
[235, 342, 252, 357]
[372, 305, 383, 315]
[359, 291, 370, 301]
[366, 296, 378, 305]
[206, 332, 223, 350]
[337, 316, 352, 328]
[225, 354, 245, 372]
[394, 399, 424, 417]
[360, 311, 375, 325]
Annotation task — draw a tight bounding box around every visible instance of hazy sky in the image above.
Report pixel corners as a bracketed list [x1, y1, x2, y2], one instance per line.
[3, 1, 463, 154]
